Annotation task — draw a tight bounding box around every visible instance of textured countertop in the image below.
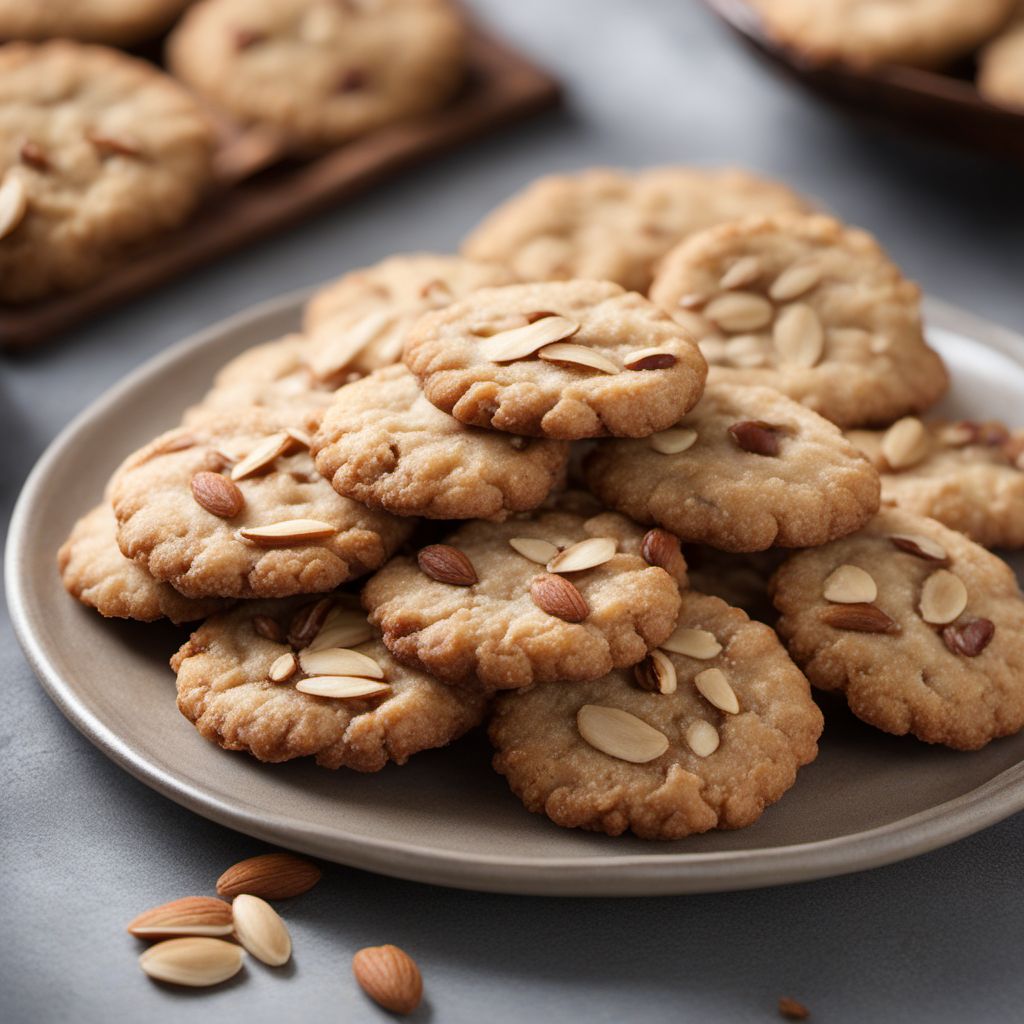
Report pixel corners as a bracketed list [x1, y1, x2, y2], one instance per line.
[4, 1, 1024, 1021]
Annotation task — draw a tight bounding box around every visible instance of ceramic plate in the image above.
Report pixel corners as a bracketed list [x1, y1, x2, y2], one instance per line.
[8, 293, 1024, 896]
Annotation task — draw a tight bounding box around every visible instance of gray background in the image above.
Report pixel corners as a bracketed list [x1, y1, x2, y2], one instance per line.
[4, 1, 1024, 1021]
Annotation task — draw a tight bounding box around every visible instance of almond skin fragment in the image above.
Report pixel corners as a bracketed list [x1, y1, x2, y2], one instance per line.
[819, 603, 899, 634]
[127, 896, 234, 939]
[190, 471, 244, 518]
[729, 420, 781, 456]
[353, 945, 423, 1016]
[942, 618, 995, 657]
[530, 573, 588, 622]
[139, 937, 244, 987]
[216, 852, 321, 900]
[417, 544, 478, 586]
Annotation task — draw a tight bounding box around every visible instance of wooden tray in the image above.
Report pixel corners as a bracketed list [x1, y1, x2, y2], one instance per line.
[704, 0, 1024, 165]
[0, 27, 560, 349]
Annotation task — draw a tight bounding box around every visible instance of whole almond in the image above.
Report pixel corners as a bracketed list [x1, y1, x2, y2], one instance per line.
[819, 603, 899, 634]
[232, 894, 292, 966]
[530, 573, 589, 622]
[288, 597, 334, 648]
[353, 945, 423, 1015]
[190, 471, 244, 518]
[216, 853, 321, 900]
[641, 528, 688, 582]
[417, 544, 478, 586]
[127, 896, 233, 939]
[139, 937, 244, 987]
[942, 618, 995, 657]
[729, 420, 781, 456]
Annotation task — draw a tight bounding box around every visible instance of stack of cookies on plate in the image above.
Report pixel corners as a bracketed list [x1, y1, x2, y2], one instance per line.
[59, 165, 1024, 840]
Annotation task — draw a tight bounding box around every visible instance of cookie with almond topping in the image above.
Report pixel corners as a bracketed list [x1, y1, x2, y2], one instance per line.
[110, 409, 413, 599]
[0, 40, 214, 303]
[172, 596, 486, 769]
[166, 0, 467, 149]
[648, 214, 949, 428]
[58, 504, 229, 624]
[489, 590, 822, 839]
[846, 418, 1024, 549]
[0, 0, 189, 45]
[312, 364, 569, 520]
[585, 381, 880, 551]
[771, 507, 1024, 749]
[402, 279, 708, 439]
[362, 510, 683, 690]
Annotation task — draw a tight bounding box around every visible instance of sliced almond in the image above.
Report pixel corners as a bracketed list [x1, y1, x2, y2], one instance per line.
[191, 471, 244, 518]
[623, 348, 678, 371]
[942, 618, 995, 657]
[530, 573, 589, 622]
[307, 309, 394, 379]
[685, 720, 720, 758]
[268, 652, 297, 683]
[298, 647, 383, 679]
[0, 174, 28, 240]
[230, 432, 293, 481]
[508, 537, 560, 564]
[772, 303, 824, 368]
[694, 668, 739, 714]
[661, 626, 722, 660]
[919, 569, 967, 625]
[819, 603, 899, 633]
[238, 519, 336, 546]
[889, 533, 948, 563]
[232, 895, 292, 967]
[139, 937, 244, 987]
[538, 342, 619, 374]
[217, 853, 321, 900]
[576, 705, 669, 763]
[308, 607, 374, 651]
[649, 427, 697, 454]
[769, 262, 823, 302]
[417, 544, 477, 586]
[634, 649, 677, 694]
[127, 897, 234, 940]
[286, 426, 313, 449]
[724, 333, 770, 368]
[823, 564, 877, 604]
[880, 417, 929, 470]
[719, 255, 763, 290]
[295, 676, 391, 699]
[478, 315, 580, 362]
[547, 536, 616, 573]
[704, 292, 773, 332]
[353, 945, 423, 1016]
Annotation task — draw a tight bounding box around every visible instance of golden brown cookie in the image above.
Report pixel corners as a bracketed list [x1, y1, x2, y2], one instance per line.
[0, 0, 189, 45]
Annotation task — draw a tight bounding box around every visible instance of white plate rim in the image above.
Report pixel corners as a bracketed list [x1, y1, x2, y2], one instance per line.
[7, 291, 1024, 897]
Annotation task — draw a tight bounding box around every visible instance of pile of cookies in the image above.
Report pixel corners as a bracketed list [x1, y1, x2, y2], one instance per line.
[0, 0, 470, 304]
[59, 164, 1024, 840]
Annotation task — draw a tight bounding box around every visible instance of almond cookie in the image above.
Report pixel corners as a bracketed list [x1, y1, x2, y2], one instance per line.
[748, 0, 1015, 69]
[489, 590, 823, 839]
[0, 41, 214, 303]
[847, 418, 1024, 549]
[649, 214, 949, 428]
[172, 596, 486, 770]
[771, 507, 1024, 749]
[0, 0, 189, 45]
[302, 252, 517, 379]
[363, 510, 684, 691]
[978, 16, 1024, 111]
[58, 504, 229, 624]
[311, 365, 569, 521]
[167, 0, 467, 149]
[461, 166, 811, 293]
[402, 280, 708, 440]
[110, 410, 413, 599]
[586, 381, 880, 552]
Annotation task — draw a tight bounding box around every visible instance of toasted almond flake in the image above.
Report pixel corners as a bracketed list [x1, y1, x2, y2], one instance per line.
[623, 347, 678, 371]
[478, 315, 580, 362]
[649, 427, 697, 454]
[238, 519, 336, 545]
[769, 262, 822, 302]
[547, 536, 616, 573]
[139, 937, 244, 988]
[634, 649, 677, 694]
[685, 720, 720, 758]
[823, 564, 877, 604]
[127, 897, 234, 940]
[704, 291, 773, 332]
[694, 667, 739, 714]
[298, 647, 383, 679]
[286, 426, 313, 448]
[308, 607, 374, 651]
[232, 895, 291, 967]
[919, 569, 968, 625]
[307, 309, 394, 379]
[577, 705, 669, 763]
[230, 431, 293, 480]
[538, 342, 619, 374]
[508, 537, 560, 564]
[661, 626, 722, 659]
[0, 174, 28, 240]
[881, 417, 929, 470]
[889, 533, 948, 562]
[295, 676, 391, 699]
[773, 303, 823, 367]
[719, 255, 763, 290]
[269, 652, 297, 683]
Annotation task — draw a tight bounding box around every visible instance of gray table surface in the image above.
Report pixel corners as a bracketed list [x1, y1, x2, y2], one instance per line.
[5, 2, 1024, 1021]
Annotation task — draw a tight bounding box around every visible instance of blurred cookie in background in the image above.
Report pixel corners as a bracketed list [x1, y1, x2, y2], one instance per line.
[0, 0, 189, 46]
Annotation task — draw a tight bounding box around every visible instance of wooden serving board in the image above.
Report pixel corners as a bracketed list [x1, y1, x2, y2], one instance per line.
[0, 28, 560, 349]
